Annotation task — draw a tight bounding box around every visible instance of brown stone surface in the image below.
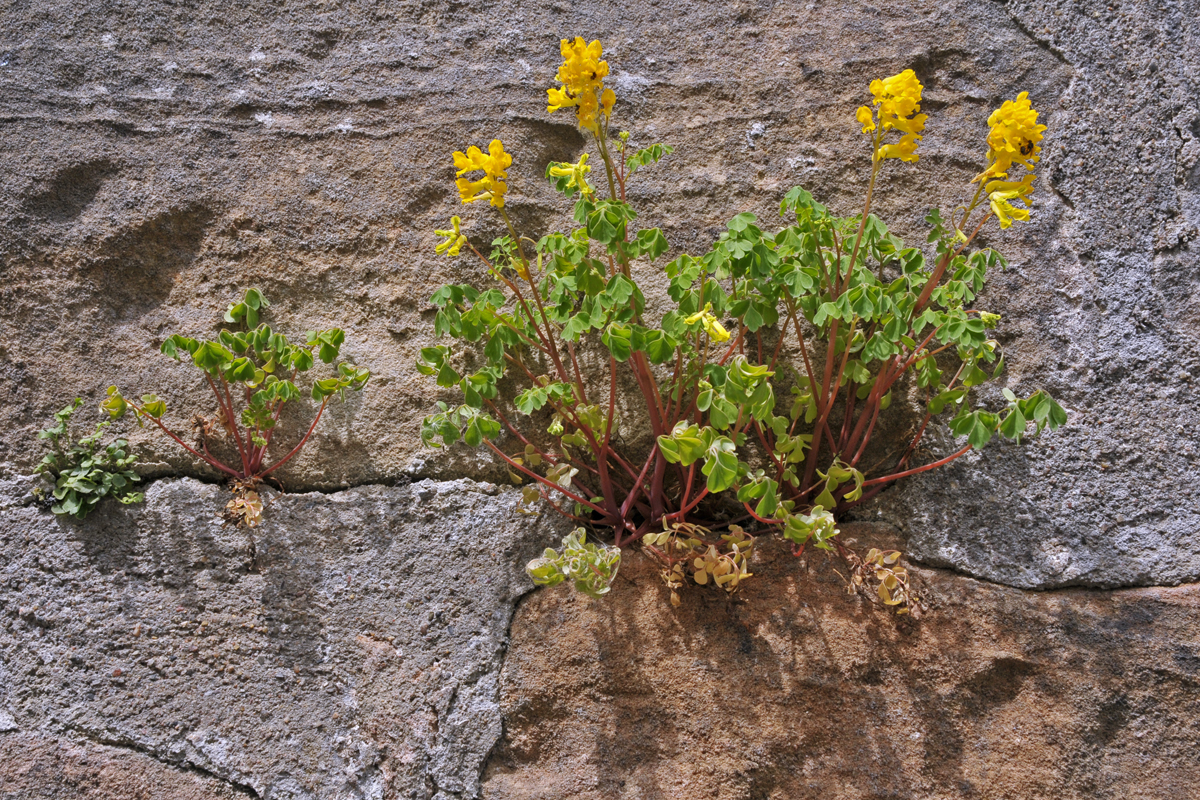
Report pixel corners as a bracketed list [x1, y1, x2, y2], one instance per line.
[0, 732, 244, 800]
[484, 524, 1200, 800]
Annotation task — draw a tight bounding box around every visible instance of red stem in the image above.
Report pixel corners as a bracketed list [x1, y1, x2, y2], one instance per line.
[258, 398, 328, 479]
[859, 443, 973, 488]
[139, 409, 240, 479]
[483, 440, 608, 516]
[741, 502, 778, 526]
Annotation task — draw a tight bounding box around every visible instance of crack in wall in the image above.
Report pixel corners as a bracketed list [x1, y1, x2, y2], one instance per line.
[995, 0, 1072, 66]
[54, 723, 261, 797]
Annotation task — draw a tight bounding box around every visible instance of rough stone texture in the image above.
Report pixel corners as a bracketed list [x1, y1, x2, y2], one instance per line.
[0, 731, 245, 800]
[484, 525, 1200, 800]
[860, 1, 1200, 589]
[0, 0, 1196, 586]
[2, 0, 1199, 797]
[0, 476, 568, 799]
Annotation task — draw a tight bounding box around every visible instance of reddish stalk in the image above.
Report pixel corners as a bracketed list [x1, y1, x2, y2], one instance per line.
[859, 443, 973, 488]
[258, 398, 329, 479]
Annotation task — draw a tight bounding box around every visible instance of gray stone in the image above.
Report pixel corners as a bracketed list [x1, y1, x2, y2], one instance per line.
[0, 476, 568, 799]
[860, 0, 1200, 588]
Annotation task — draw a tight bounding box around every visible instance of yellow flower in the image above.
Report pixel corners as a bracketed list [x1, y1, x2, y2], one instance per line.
[989, 189, 1031, 229]
[434, 216, 468, 257]
[978, 91, 1047, 181]
[870, 70, 922, 120]
[985, 172, 1036, 228]
[452, 139, 512, 208]
[867, 69, 927, 162]
[878, 134, 921, 163]
[684, 303, 731, 343]
[985, 172, 1036, 201]
[547, 153, 594, 197]
[547, 37, 614, 133]
[601, 88, 616, 122]
[856, 106, 876, 134]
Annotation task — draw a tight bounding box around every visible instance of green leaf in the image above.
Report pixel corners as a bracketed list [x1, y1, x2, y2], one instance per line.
[1046, 398, 1067, 429]
[192, 341, 234, 373]
[626, 143, 674, 175]
[999, 408, 1026, 441]
[311, 378, 342, 400]
[950, 410, 997, 449]
[634, 228, 669, 261]
[273, 380, 300, 402]
[139, 395, 166, 419]
[160, 334, 199, 361]
[604, 274, 634, 306]
[292, 348, 314, 372]
[101, 386, 128, 420]
[601, 323, 633, 362]
[484, 335, 504, 363]
[702, 441, 738, 493]
[635, 328, 676, 363]
[436, 361, 461, 388]
[755, 479, 779, 518]
[656, 423, 708, 466]
[225, 357, 257, 383]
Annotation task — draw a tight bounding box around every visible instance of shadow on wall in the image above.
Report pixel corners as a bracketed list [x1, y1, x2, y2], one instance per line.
[79, 203, 216, 320]
[22, 159, 120, 225]
[483, 527, 1200, 800]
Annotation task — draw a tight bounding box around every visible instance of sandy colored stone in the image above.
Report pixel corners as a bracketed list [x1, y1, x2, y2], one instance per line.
[0, 0, 1195, 586]
[0, 1, 1198, 797]
[484, 525, 1200, 800]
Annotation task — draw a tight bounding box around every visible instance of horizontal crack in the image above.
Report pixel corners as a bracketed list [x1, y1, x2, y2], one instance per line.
[57, 724, 259, 797]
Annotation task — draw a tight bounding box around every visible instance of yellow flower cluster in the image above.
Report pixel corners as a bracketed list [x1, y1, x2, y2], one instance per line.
[982, 92, 1046, 179]
[856, 69, 927, 163]
[547, 37, 616, 133]
[977, 92, 1047, 228]
[452, 139, 512, 208]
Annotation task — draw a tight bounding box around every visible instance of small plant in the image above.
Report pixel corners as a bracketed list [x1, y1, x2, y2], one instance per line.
[642, 523, 755, 606]
[525, 529, 621, 598]
[419, 38, 1068, 611]
[103, 289, 369, 525]
[35, 398, 143, 518]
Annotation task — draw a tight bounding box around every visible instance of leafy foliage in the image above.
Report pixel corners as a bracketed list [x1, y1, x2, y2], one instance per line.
[104, 290, 369, 525]
[35, 399, 143, 518]
[527, 529, 622, 598]
[421, 42, 1068, 612]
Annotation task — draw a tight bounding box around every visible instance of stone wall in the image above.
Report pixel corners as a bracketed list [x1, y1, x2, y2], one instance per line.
[1, 476, 569, 799]
[1, 0, 1198, 797]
